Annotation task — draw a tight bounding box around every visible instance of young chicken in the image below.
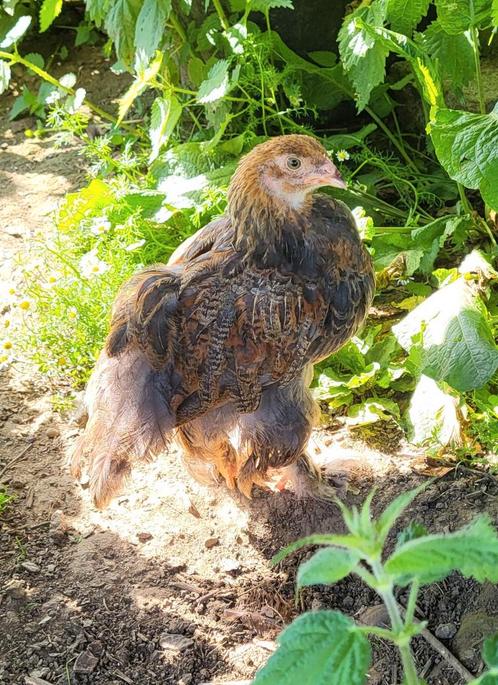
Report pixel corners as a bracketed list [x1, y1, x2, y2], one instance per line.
[72, 135, 375, 507]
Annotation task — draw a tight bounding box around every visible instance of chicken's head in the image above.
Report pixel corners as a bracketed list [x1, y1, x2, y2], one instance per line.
[228, 134, 346, 215]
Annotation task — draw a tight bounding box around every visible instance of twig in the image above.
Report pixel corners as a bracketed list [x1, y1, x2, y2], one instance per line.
[396, 600, 475, 683]
[0, 442, 32, 480]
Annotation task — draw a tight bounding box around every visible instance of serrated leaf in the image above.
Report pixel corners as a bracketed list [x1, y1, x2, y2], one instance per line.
[85, 0, 111, 27]
[134, 0, 171, 62]
[338, 4, 388, 111]
[104, 0, 141, 67]
[39, 0, 62, 32]
[24, 52, 44, 69]
[0, 61, 11, 95]
[396, 522, 428, 548]
[385, 516, 498, 586]
[251, 0, 294, 10]
[387, 0, 430, 35]
[297, 548, 360, 589]
[148, 94, 182, 163]
[253, 610, 371, 685]
[377, 483, 428, 542]
[272, 533, 362, 565]
[393, 277, 498, 392]
[419, 20, 474, 88]
[430, 107, 498, 210]
[197, 60, 230, 104]
[0, 14, 31, 48]
[435, 0, 492, 34]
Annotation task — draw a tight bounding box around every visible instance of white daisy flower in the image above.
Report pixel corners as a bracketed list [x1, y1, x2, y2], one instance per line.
[79, 250, 110, 278]
[90, 218, 112, 236]
[125, 239, 146, 252]
[336, 149, 350, 162]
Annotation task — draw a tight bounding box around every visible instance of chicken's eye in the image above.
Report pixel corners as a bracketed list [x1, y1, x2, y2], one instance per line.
[286, 157, 302, 170]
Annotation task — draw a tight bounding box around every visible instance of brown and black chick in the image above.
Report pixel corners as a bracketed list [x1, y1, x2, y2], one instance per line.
[71, 134, 375, 508]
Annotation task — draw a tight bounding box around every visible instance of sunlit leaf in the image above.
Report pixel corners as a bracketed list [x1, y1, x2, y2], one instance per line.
[385, 516, 498, 586]
[0, 14, 31, 48]
[149, 94, 182, 162]
[39, 0, 63, 32]
[197, 60, 230, 104]
[253, 611, 370, 685]
[419, 20, 474, 89]
[435, 0, 492, 34]
[134, 0, 171, 62]
[377, 483, 428, 542]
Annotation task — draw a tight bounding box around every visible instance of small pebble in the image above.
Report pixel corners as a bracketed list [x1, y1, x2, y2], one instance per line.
[204, 537, 219, 549]
[73, 650, 99, 674]
[137, 532, 153, 543]
[435, 622, 457, 640]
[21, 561, 40, 573]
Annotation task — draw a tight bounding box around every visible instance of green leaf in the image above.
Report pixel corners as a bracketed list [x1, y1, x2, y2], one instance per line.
[39, 0, 63, 32]
[148, 94, 182, 163]
[134, 0, 171, 62]
[435, 0, 492, 34]
[377, 483, 428, 542]
[0, 14, 31, 48]
[393, 277, 498, 392]
[338, 3, 388, 111]
[484, 634, 498, 669]
[396, 522, 428, 548]
[0, 60, 11, 96]
[251, 0, 294, 10]
[493, 0, 498, 25]
[24, 52, 45, 69]
[385, 516, 498, 586]
[118, 51, 162, 122]
[104, 0, 141, 67]
[85, 0, 111, 27]
[308, 50, 337, 67]
[253, 610, 371, 685]
[197, 60, 230, 104]
[272, 533, 362, 565]
[387, 0, 430, 35]
[419, 20, 474, 88]
[430, 107, 498, 209]
[297, 548, 360, 589]
[346, 398, 400, 426]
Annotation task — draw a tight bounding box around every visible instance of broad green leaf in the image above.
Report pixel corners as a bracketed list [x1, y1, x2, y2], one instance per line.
[297, 547, 360, 589]
[148, 94, 182, 163]
[484, 634, 498, 669]
[39, 0, 62, 32]
[469, 675, 498, 685]
[393, 277, 498, 392]
[24, 52, 45, 69]
[407, 375, 462, 446]
[308, 51, 337, 67]
[197, 60, 230, 104]
[0, 61, 11, 96]
[272, 534, 361, 565]
[494, 0, 498, 24]
[104, 0, 141, 67]
[85, 0, 111, 27]
[385, 516, 498, 586]
[396, 522, 428, 548]
[377, 483, 428, 542]
[435, 0, 492, 34]
[419, 20, 474, 88]
[0, 14, 31, 48]
[253, 610, 371, 685]
[134, 0, 171, 62]
[338, 3, 388, 111]
[430, 106, 498, 209]
[386, 0, 430, 35]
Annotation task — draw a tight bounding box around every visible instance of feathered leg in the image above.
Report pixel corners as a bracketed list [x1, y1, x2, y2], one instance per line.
[234, 366, 323, 498]
[176, 405, 238, 489]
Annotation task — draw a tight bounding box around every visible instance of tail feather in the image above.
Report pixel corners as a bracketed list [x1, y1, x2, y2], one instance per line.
[71, 349, 176, 508]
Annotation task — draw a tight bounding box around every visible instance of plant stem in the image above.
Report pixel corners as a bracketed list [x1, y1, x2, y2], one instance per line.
[169, 13, 187, 43]
[0, 51, 137, 134]
[371, 560, 420, 685]
[364, 105, 418, 172]
[212, 0, 230, 31]
[470, 24, 486, 115]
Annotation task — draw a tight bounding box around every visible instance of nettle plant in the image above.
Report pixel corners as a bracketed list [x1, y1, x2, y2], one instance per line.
[255, 485, 498, 685]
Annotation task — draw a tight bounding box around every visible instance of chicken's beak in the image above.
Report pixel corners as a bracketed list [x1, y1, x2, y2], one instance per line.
[307, 160, 347, 190]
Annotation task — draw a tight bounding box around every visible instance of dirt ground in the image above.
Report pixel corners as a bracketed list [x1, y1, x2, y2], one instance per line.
[2, 41, 498, 685]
